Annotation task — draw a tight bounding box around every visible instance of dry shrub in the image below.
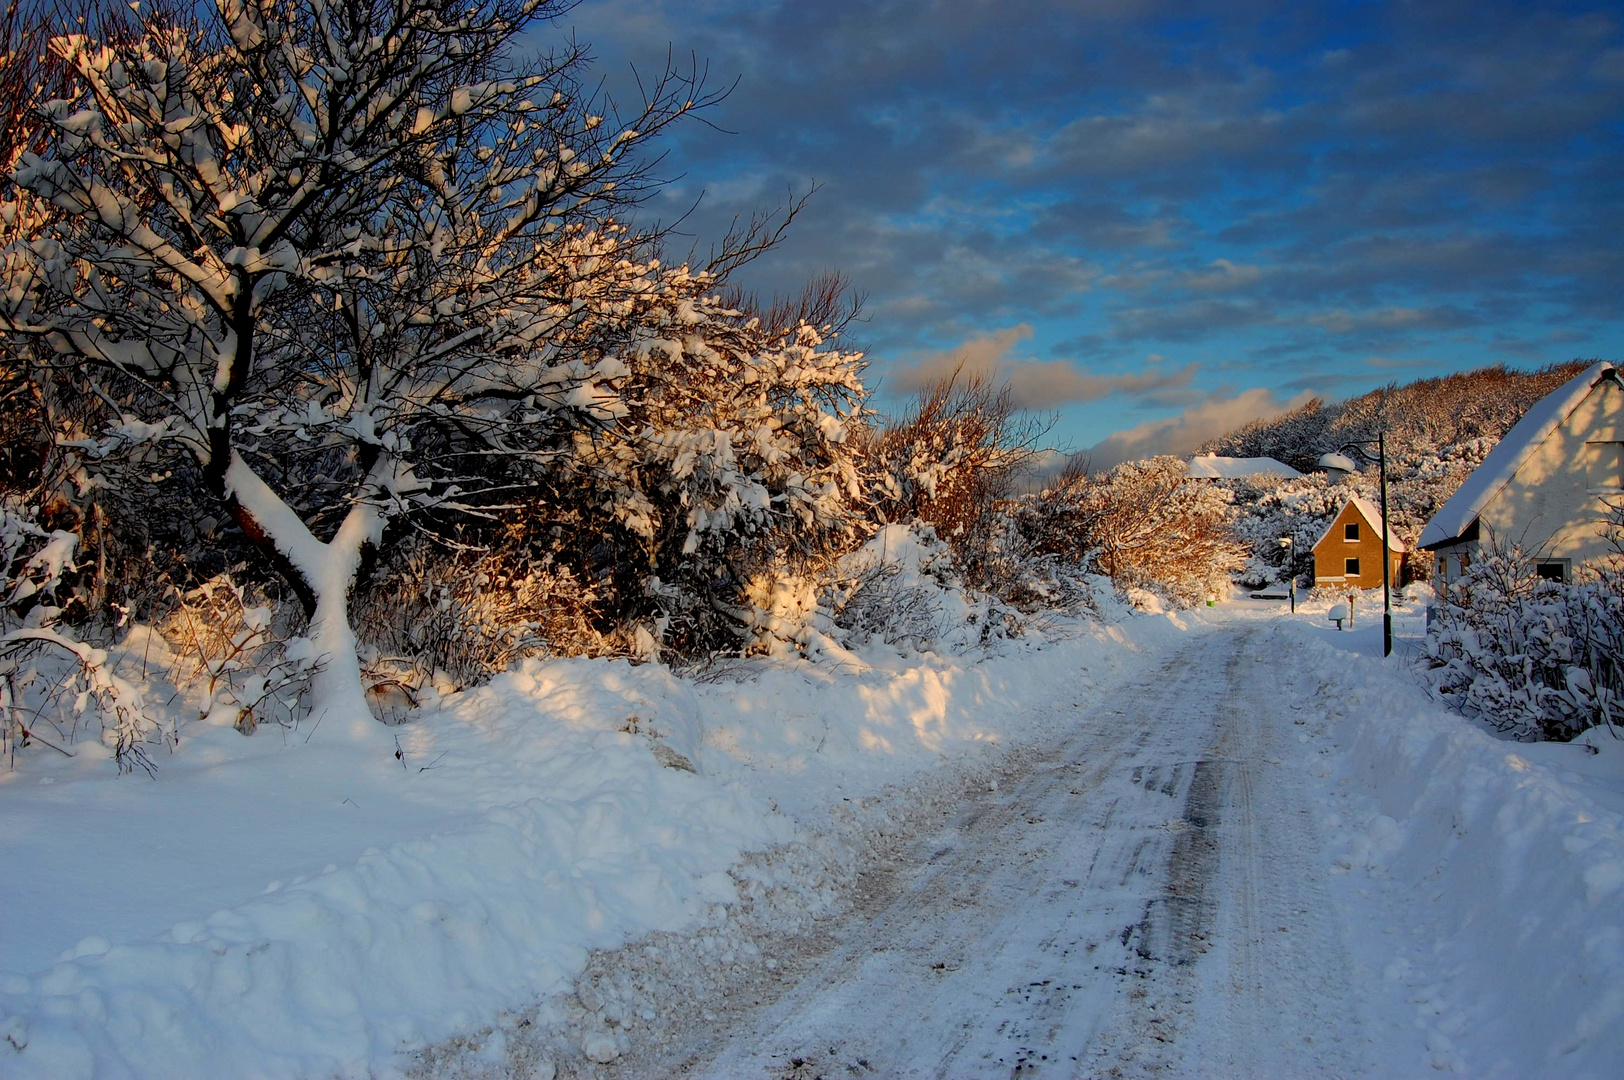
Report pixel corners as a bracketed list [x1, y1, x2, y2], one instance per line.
[154, 574, 311, 734]
[863, 370, 1046, 587]
[1020, 456, 1243, 607]
[353, 538, 611, 695]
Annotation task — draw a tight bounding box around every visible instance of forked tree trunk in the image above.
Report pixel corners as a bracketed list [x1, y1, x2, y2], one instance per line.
[222, 453, 389, 744]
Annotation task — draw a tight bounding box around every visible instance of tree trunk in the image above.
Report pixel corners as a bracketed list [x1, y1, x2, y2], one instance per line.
[223, 453, 389, 744]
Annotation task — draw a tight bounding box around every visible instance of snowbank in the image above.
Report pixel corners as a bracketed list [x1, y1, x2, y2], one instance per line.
[0, 605, 1192, 1080]
[1274, 620, 1624, 1078]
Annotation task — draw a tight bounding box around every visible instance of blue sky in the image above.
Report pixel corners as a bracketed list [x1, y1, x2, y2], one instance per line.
[550, 0, 1624, 464]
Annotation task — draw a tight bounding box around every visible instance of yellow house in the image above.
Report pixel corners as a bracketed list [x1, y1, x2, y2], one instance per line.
[1313, 497, 1405, 589]
[1420, 363, 1623, 583]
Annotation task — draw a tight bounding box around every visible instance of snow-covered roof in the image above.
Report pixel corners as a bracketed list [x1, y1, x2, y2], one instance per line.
[1418, 363, 1617, 549]
[1314, 497, 1406, 552]
[1317, 452, 1358, 473]
[1186, 454, 1301, 479]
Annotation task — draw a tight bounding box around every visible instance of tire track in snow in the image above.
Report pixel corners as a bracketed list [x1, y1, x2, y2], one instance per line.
[669, 630, 1262, 1079]
[1087, 635, 1371, 1079]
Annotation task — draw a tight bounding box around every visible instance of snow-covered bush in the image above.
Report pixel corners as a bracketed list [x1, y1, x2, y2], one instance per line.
[154, 572, 313, 736]
[1018, 456, 1242, 608]
[0, 501, 161, 771]
[1422, 530, 1624, 740]
[543, 277, 868, 656]
[353, 532, 609, 694]
[822, 524, 1020, 654]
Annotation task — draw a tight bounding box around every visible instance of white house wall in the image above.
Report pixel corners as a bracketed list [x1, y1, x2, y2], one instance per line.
[1474, 376, 1624, 566]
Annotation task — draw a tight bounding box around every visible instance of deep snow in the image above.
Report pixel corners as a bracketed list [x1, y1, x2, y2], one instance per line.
[0, 590, 1191, 1078]
[1, 594, 1621, 1078]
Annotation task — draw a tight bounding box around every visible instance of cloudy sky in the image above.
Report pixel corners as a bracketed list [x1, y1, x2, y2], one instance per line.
[549, 0, 1624, 465]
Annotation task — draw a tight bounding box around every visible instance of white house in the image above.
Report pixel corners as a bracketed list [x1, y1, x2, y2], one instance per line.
[1419, 362, 1624, 583]
[1186, 454, 1301, 480]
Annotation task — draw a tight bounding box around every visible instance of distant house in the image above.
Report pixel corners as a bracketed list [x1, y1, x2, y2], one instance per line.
[1187, 454, 1301, 480]
[1313, 497, 1406, 589]
[1419, 363, 1624, 584]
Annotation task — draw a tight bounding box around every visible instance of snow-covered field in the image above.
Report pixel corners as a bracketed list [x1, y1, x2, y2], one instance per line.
[2, 594, 1621, 1079]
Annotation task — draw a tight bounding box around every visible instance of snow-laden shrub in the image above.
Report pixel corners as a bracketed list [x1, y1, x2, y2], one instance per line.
[359, 265, 867, 669]
[1016, 457, 1243, 608]
[0, 502, 162, 772]
[154, 573, 313, 736]
[1422, 534, 1624, 740]
[823, 524, 1020, 654]
[354, 536, 610, 695]
[517, 270, 868, 658]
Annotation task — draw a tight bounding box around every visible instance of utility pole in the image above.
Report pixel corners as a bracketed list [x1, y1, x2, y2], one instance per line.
[1338, 434, 1394, 658]
[1379, 431, 1392, 658]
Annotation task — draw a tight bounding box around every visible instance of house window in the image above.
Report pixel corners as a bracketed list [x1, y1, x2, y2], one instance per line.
[1536, 560, 1570, 583]
[1586, 442, 1623, 492]
[1345, 557, 1361, 577]
[1344, 522, 1360, 541]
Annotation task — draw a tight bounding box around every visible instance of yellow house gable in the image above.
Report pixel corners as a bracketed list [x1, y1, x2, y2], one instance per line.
[1313, 498, 1405, 589]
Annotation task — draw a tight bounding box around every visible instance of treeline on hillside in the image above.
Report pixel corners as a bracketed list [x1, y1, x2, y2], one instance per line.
[1, 0, 1145, 772]
[1204, 363, 1589, 475]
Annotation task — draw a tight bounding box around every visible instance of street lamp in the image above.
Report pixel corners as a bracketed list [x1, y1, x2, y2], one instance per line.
[1337, 432, 1393, 658]
[1278, 535, 1295, 613]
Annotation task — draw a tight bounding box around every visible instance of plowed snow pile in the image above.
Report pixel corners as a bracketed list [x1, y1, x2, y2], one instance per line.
[1274, 618, 1624, 1077]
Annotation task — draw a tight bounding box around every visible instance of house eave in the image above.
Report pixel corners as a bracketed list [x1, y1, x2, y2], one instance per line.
[1418, 518, 1480, 551]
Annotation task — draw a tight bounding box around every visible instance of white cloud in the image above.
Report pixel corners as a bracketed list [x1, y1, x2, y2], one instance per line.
[1184, 258, 1263, 291]
[1085, 387, 1317, 470]
[885, 325, 1198, 409]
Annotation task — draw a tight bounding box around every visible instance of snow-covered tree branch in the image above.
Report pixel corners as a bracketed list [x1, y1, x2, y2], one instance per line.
[1, 0, 724, 729]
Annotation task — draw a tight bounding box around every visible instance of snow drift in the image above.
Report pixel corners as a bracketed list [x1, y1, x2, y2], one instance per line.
[1277, 620, 1624, 1078]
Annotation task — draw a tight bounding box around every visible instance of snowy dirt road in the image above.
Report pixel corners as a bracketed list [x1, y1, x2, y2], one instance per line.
[656, 625, 1389, 1079]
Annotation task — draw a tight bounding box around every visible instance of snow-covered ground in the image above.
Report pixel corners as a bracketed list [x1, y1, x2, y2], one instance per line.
[0, 590, 1190, 1079]
[2, 593, 1621, 1079]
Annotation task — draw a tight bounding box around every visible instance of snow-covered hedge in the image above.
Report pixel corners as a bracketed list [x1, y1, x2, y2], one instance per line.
[1422, 533, 1624, 740]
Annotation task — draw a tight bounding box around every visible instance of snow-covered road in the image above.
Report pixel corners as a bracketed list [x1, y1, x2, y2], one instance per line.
[7, 603, 1620, 1079]
[660, 625, 1388, 1078]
